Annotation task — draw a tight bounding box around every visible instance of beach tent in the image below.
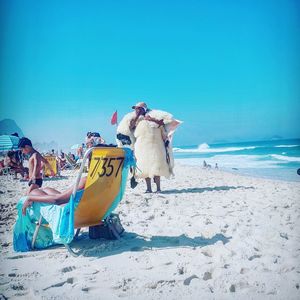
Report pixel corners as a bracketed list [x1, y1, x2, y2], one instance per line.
[0, 135, 20, 151]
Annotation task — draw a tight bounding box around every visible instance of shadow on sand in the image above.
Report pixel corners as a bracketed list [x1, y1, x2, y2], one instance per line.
[160, 186, 255, 194]
[70, 232, 231, 258]
[42, 176, 69, 181]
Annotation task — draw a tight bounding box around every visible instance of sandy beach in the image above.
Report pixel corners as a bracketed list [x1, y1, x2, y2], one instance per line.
[0, 163, 300, 299]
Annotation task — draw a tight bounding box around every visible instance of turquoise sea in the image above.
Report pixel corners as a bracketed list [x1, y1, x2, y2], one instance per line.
[173, 139, 300, 182]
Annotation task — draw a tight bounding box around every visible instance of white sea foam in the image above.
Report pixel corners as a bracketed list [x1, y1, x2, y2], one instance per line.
[270, 155, 300, 162]
[173, 143, 256, 154]
[176, 154, 281, 169]
[274, 144, 299, 148]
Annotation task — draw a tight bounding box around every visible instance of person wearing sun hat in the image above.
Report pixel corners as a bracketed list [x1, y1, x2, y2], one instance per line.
[116, 101, 182, 193]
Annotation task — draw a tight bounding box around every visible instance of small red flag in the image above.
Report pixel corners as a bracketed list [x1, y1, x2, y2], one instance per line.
[111, 110, 118, 125]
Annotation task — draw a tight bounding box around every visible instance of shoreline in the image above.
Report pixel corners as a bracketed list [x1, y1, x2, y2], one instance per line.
[175, 158, 300, 183]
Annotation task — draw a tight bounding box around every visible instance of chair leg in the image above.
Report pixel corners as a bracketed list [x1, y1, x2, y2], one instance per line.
[74, 228, 81, 239]
[32, 216, 81, 256]
[31, 215, 43, 249]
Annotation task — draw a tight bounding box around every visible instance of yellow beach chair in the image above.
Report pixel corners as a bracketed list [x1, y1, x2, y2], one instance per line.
[26, 146, 134, 255]
[74, 147, 129, 228]
[43, 155, 58, 177]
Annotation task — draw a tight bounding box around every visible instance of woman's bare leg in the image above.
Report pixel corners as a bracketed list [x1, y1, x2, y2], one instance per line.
[42, 187, 61, 195]
[29, 189, 49, 196]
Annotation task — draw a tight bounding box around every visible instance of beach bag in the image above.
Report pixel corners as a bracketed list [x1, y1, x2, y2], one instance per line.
[88, 213, 124, 240]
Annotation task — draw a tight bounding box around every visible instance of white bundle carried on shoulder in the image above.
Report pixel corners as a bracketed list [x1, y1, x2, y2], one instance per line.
[116, 109, 182, 148]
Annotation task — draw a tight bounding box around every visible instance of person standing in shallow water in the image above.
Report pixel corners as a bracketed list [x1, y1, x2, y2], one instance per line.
[117, 101, 181, 193]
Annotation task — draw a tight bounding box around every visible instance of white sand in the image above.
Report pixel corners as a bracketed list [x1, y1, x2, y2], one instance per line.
[0, 164, 300, 299]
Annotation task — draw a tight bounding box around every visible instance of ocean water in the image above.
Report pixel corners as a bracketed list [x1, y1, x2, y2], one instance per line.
[173, 139, 300, 182]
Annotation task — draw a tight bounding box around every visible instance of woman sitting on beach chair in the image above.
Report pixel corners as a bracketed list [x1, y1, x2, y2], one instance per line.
[13, 146, 135, 252]
[21, 177, 87, 215]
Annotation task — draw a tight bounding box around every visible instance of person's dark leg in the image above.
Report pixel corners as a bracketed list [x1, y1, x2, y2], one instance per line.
[154, 176, 161, 192]
[145, 178, 152, 193]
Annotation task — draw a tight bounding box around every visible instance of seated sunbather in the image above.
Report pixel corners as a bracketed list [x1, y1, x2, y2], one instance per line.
[5, 150, 29, 179]
[22, 176, 87, 215]
[57, 152, 67, 169]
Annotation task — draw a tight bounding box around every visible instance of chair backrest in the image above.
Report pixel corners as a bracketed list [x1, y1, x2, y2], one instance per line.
[74, 147, 128, 228]
[43, 156, 58, 176]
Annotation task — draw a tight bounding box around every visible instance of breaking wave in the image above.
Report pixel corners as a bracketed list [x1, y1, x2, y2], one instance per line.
[274, 145, 299, 148]
[173, 143, 256, 154]
[270, 155, 300, 162]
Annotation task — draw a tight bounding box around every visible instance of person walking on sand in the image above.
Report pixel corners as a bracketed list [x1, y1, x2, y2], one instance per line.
[18, 137, 55, 195]
[117, 101, 181, 193]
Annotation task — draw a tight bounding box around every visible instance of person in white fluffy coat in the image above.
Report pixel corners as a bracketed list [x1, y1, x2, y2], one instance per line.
[116, 102, 181, 193]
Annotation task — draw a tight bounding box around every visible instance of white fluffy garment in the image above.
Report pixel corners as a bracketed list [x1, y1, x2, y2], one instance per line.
[116, 110, 180, 179]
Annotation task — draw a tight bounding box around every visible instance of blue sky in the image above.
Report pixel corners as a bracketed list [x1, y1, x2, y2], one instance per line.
[0, 0, 299, 149]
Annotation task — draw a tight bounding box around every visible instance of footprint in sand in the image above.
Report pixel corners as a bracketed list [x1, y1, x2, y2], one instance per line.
[240, 268, 250, 274]
[203, 272, 212, 281]
[280, 233, 288, 240]
[61, 266, 76, 273]
[205, 219, 212, 225]
[113, 278, 133, 292]
[177, 266, 185, 275]
[229, 284, 236, 292]
[183, 275, 198, 286]
[201, 250, 212, 257]
[149, 279, 176, 289]
[248, 254, 261, 261]
[10, 283, 25, 291]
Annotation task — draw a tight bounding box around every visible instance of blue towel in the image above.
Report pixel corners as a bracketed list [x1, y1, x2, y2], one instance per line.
[13, 190, 83, 252]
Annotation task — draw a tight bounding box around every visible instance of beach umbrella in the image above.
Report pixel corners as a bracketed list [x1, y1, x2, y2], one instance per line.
[71, 143, 80, 150]
[0, 135, 20, 151]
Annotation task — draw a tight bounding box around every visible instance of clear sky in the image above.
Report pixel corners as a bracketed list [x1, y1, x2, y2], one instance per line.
[0, 0, 299, 149]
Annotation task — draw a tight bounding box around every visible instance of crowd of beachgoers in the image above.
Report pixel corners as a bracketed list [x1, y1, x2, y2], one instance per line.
[0, 131, 105, 180]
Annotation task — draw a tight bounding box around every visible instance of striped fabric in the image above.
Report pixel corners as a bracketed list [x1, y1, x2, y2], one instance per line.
[0, 135, 20, 151]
